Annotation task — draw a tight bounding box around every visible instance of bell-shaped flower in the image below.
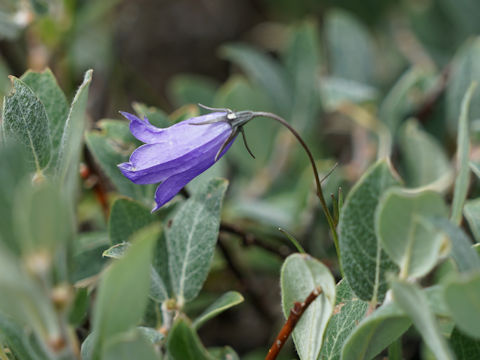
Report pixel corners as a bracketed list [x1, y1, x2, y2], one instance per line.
[118, 109, 252, 211]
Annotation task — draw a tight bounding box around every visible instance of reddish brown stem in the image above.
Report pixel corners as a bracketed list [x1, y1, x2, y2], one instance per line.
[265, 286, 323, 360]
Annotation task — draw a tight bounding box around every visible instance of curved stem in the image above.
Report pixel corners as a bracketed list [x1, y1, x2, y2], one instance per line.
[252, 112, 339, 254]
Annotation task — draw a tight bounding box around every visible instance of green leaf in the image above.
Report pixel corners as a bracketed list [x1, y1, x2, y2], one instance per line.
[167, 178, 228, 304]
[56, 69, 93, 204]
[102, 330, 160, 360]
[168, 74, 218, 108]
[167, 318, 213, 360]
[0, 314, 37, 360]
[2, 76, 51, 171]
[428, 218, 480, 273]
[376, 188, 448, 278]
[0, 142, 30, 253]
[280, 253, 336, 360]
[283, 20, 320, 130]
[103, 226, 169, 303]
[72, 231, 110, 282]
[13, 180, 72, 255]
[319, 281, 368, 360]
[0, 249, 60, 344]
[391, 280, 455, 360]
[28, 0, 49, 15]
[399, 120, 453, 190]
[109, 198, 157, 245]
[86, 120, 154, 204]
[193, 291, 244, 330]
[338, 159, 400, 302]
[91, 226, 156, 359]
[447, 38, 480, 134]
[451, 327, 480, 359]
[102, 242, 130, 259]
[220, 43, 291, 116]
[445, 272, 480, 338]
[69, 287, 89, 326]
[137, 326, 164, 345]
[452, 83, 477, 224]
[379, 67, 432, 135]
[208, 346, 239, 360]
[319, 76, 378, 111]
[464, 199, 480, 242]
[341, 302, 411, 360]
[325, 9, 375, 85]
[21, 69, 69, 169]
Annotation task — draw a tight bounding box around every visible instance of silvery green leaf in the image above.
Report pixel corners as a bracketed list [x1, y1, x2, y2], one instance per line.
[338, 159, 400, 302]
[2, 76, 51, 171]
[391, 280, 455, 360]
[376, 188, 448, 278]
[167, 178, 228, 304]
[281, 254, 336, 360]
[21, 69, 69, 170]
[444, 272, 480, 339]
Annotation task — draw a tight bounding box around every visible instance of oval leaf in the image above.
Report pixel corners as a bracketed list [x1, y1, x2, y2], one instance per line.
[281, 253, 336, 360]
[319, 281, 368, 360]
[338, 159, 400, 302]
[167, 178, 228, 304]
[341, 302, 410, 360]
[2, 76, 51, 171]
[167, 318, 213, 360]
[376, 188, 448, 278]
[21, 69, 69, 170]
[91, 227, 156, 359]
[445, 272, 480, 339]
[391, 280, 455, 360]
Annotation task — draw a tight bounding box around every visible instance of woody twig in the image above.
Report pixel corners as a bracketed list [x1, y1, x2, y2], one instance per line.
[265, 286, 323, 360]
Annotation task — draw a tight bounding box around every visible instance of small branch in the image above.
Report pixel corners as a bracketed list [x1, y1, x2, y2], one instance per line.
[265, 286, 323, 360]
[220, 222, 292, 259]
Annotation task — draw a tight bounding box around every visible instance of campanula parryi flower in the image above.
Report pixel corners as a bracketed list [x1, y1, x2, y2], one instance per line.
[118, 107, 254, 211]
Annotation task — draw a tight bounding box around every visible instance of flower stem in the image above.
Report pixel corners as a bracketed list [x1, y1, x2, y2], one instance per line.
[252, 112, 339, 254]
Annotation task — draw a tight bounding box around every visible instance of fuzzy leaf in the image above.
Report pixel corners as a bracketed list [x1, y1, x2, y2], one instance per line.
[281, 254, 336, 360]
[56, 69, 93, 204]
[2, 76, 51, 171]
[21, 69, 69, 169]
[376, 188, 448, 278]
[319, 281, 368, 360]
[167, 178, 228, 303]
[341, 302, 410, 360]
[338, 159, 399, 302]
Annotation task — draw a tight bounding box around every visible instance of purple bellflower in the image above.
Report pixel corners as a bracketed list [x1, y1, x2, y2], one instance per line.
[118, 105, 255, 212]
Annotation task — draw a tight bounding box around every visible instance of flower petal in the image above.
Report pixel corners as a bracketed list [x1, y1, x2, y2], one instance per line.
[151, 137, 235, 211]
[121, 112, 166, 143]
[118, 125, 233, 184]
[121, 111, 230, 146]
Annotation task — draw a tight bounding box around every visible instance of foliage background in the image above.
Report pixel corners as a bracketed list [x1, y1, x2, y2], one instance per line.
[1, 0, 480, 359]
